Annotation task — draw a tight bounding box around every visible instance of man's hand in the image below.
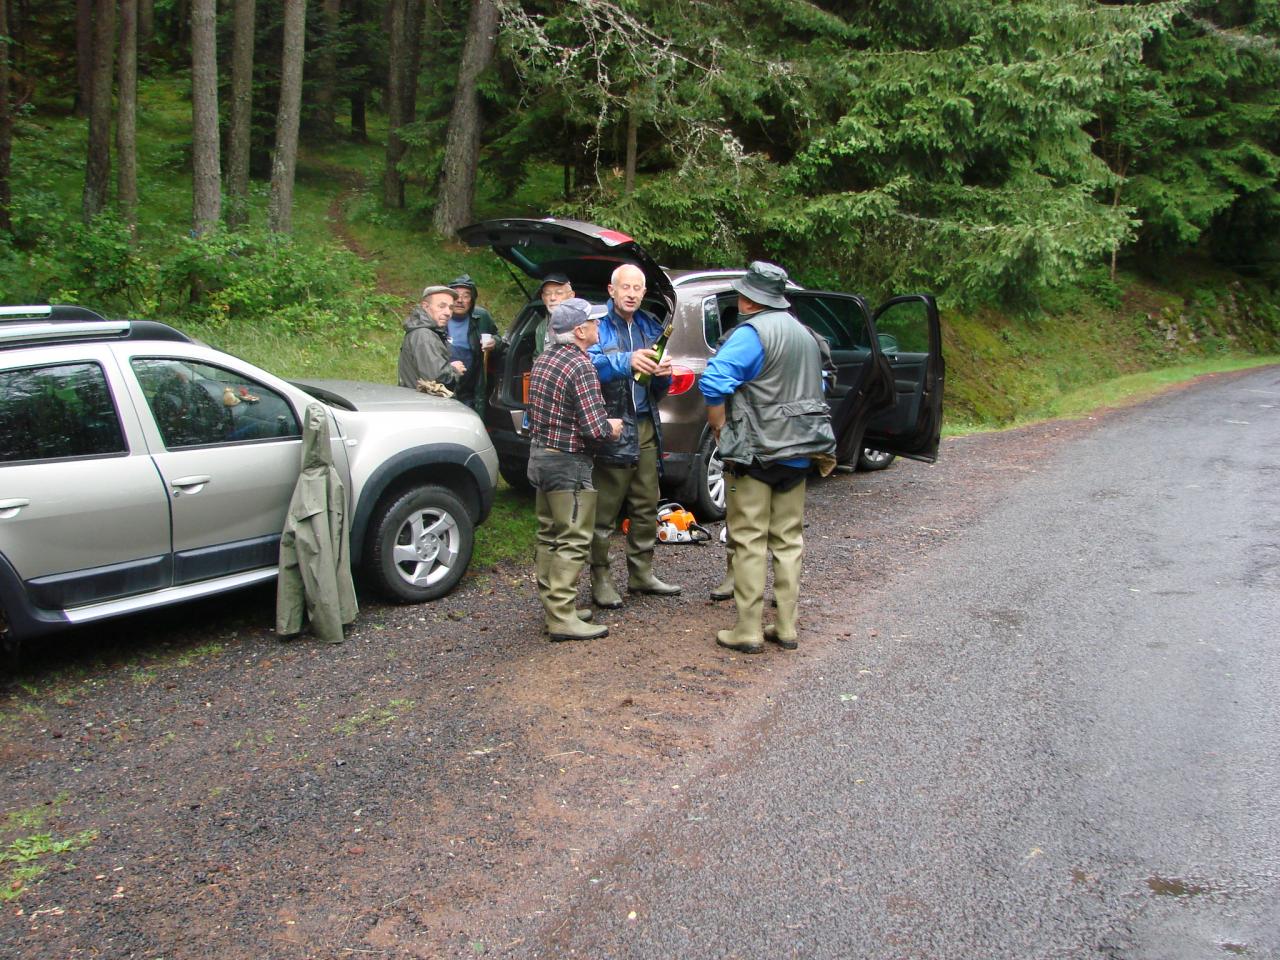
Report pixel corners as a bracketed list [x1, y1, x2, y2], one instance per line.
[450, 360, 467, 375]
[630, 348, 660, 376]
[706, 403, 725, 441]
[607, 418, 624, 440]
[654, 354, 673, 378]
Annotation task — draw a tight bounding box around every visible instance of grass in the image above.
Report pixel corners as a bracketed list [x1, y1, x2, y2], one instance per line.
[0, 796, 96, 902]
[942, 354, 1280, 436]
[473, 482, 539, 568]
[331, 699, 416, 736]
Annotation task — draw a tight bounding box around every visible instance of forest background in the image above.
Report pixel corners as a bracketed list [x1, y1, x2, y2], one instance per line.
[1, 0, 1278, 433]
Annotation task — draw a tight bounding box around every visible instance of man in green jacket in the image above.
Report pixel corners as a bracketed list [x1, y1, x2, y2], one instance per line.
[447, 274, 502, 416]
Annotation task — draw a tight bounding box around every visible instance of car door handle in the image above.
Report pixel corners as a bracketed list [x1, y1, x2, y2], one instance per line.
[170, 475, 212, 495]
[0, 498, 31, 519]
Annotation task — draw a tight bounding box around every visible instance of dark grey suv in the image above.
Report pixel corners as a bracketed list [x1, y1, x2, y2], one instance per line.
[459, 218, 945, 519]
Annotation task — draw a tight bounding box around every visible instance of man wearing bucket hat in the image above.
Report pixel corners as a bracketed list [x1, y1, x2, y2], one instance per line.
[699, 261, 836, 653]
[527, 298, 623, 641]
[532, 273, 576, 358]
[446, 274, 502, 416]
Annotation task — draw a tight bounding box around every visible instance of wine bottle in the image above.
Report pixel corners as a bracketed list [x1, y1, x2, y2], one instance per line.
[634, 321, 675, 385]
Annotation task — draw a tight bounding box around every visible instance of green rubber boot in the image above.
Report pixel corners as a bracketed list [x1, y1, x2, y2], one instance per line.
[543, 490, 607, 641]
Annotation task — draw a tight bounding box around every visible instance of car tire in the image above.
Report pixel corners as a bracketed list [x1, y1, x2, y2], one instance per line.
[499, 461, 534, 495]
[366, 485, 475, 603]
[857, 448, 897, 471]
[685, 433, 727, 522]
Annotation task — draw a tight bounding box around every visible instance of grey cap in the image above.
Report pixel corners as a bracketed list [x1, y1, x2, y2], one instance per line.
[420, 284, 458, 300]
[731, 261, 790, 309]
[549, 297, 604, 334]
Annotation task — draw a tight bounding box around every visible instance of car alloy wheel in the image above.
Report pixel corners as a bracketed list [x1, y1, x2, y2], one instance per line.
[857, 447, 897, 471]
[367, 485, 475, 602]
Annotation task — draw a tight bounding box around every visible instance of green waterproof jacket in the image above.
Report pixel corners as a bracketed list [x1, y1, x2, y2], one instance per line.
[276, 403, 359, 643]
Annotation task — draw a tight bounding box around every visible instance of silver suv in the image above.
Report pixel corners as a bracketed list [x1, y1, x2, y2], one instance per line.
[0, 305, 498, 648]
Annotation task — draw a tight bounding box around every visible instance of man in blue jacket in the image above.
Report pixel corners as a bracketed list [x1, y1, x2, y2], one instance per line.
[700, 261, 836, 653]
[587, 263, 682, 607]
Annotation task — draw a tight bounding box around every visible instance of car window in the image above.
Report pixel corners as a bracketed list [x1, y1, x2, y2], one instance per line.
[873, 299, 931, 353]
[790, 296, 870, 351]
[0, 361, 127, 463]
[708, 293, 743, 347]
[131, 358, 301, 448]
[702, 297, 721, 346]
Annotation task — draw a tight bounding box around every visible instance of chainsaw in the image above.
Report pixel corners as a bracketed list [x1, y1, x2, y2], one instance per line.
[621, 502, 712, 543]
[656, 502, 712, 544]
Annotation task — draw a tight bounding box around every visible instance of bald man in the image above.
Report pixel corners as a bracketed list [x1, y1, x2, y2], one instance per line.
[586, 263, 682, 608]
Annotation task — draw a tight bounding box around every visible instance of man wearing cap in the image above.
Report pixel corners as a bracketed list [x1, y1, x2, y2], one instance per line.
[700, 261, 836, 653]
[532, 273, 575, 358]
[527, 298, 624, 641]
[587, 263, 682, 608]
[446, 274, 502, 416]
[398, 285, 467, 392]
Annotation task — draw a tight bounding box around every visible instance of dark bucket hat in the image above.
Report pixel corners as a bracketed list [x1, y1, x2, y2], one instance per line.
[731, 261, 791, 310]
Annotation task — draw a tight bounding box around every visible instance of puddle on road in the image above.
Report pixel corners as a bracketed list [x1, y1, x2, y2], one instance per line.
[1146, 874, 1216, 897]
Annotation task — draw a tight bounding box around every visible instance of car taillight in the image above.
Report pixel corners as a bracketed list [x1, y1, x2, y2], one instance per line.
[667, 365, 696, 396]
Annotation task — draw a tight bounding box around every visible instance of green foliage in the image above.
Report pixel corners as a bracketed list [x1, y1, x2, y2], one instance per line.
[1097, 1, 1280, 272]
[155, 228, 397, 332]
[527, 0, 1186, 306]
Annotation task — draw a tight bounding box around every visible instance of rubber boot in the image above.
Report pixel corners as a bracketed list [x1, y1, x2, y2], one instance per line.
[591, 565, 623, 609]
[543, 489, 607, 641]
[710, 544, 734, 601]
[716, 474, 768, 652]
[627, 547, 682, 596]
[764, 480, 806, 649]
[536, 517, 593, 623]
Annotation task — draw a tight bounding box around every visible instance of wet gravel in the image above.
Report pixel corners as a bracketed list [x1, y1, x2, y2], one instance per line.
[0, 410, 1107, 959]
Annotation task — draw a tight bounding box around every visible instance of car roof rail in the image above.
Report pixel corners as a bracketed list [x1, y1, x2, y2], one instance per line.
[0, 304, 193, 347]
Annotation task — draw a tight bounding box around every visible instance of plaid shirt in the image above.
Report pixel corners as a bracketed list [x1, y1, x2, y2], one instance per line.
[528, 344, 613, 453]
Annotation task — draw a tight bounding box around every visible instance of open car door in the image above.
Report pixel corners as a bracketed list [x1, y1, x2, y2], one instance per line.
[860, 295, 945, 463]
[788, 292, 896, 465]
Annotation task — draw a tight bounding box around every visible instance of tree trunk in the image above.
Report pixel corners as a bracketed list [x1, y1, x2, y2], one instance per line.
[403, 0, 426, 125]
[432, 0, 498, 237]
[74, 0, 93, 117]
[226, 0, 256, 229]
[81, 0, 114, 222]
[190, 0, 220, 234]
[351, 86, 367, 141]
[312, 0, 341, 138]
[624, 85, 638, 196]
[116, 0, 138, 241]
[138, 0, 154, 62]
[348, 0, 367, 141]
[382, 0, 407, 208]
[0, 0, 12, 234]
[268, 0, 306, 233]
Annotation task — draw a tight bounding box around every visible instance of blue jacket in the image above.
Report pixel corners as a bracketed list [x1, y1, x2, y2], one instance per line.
[588, 301, 670, 466]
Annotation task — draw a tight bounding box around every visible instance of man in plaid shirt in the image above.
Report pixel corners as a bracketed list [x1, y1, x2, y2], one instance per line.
[527, 298, 623, 641]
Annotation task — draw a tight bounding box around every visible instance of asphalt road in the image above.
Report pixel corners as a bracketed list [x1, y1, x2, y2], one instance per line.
[518, 368, 1280, 959]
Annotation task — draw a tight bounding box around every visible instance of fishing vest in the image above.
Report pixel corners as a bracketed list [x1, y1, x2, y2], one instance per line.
[718, 309, 836, 467]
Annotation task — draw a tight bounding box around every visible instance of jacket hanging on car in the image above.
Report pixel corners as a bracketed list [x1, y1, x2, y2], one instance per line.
[276, 403, 358, 643]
